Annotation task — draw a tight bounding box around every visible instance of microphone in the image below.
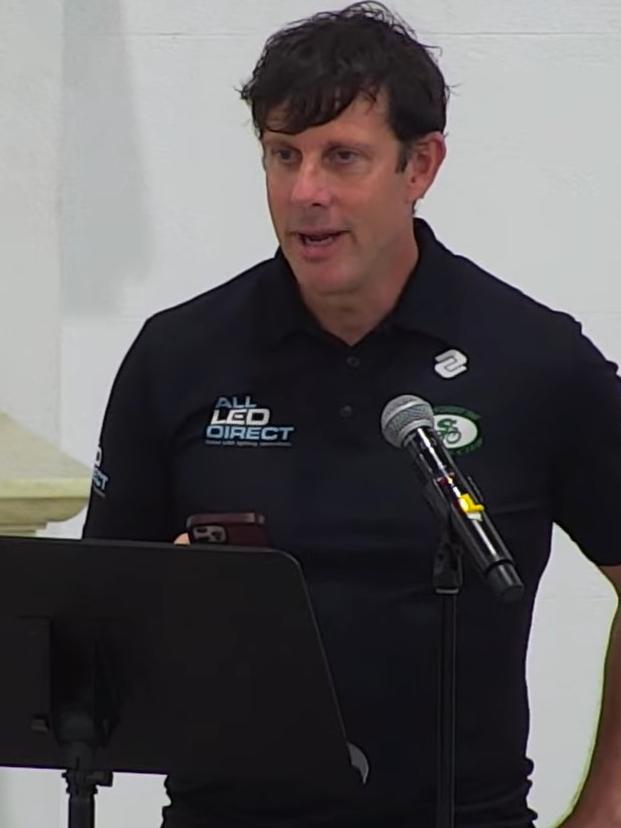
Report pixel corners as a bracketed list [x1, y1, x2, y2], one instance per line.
[381, 394, 523, 602]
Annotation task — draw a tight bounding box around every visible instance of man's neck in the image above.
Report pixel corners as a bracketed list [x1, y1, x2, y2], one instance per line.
[301, 245, 420, 346]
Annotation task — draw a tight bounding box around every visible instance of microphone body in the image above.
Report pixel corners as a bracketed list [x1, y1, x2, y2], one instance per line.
[382, 396, 523, 602]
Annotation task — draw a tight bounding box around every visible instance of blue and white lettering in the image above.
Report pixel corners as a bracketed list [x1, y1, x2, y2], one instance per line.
[206, 395, 295, 447]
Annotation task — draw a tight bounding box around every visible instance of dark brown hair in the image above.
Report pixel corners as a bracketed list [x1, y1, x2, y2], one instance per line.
[239, 2, 449, 170]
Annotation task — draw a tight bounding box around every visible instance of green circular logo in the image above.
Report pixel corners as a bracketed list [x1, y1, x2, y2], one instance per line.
[433, 408, 482, 454]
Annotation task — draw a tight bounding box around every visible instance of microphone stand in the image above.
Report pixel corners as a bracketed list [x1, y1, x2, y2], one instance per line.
[379, 397, 524, 827]
[429, 501, 522, 828]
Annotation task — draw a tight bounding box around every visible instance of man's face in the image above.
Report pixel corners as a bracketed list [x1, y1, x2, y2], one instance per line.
[261, 93, 425, 301]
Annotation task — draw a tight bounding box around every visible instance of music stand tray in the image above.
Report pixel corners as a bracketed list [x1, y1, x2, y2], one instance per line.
[0, 536, 364, 827]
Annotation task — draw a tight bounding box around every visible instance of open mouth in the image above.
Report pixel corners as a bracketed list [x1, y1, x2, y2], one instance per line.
[298, 231, 345, 247]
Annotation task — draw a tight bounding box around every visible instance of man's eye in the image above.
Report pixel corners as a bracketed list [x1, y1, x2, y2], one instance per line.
[272, 149, 296, 163]
[332, 149, 359, 164]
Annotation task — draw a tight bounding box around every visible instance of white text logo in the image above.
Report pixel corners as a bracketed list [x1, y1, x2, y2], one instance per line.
[435, 349, 468, 380]
[205, 396, 295, 447]
[92, 445, 109, 496]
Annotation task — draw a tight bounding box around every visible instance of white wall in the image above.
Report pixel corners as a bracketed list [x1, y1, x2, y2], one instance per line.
[0, 0, 62, 443]
[2, 1, 621, 826]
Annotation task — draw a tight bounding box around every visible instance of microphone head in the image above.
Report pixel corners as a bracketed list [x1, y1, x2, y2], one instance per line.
[381, 394, 435, 448]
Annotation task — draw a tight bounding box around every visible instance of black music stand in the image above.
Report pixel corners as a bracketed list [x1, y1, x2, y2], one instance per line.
[0, 536, 365, 828]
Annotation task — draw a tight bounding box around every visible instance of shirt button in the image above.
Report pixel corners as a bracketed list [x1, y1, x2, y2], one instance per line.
[340, 404, 354, 419]
[346, 355, 361, 368]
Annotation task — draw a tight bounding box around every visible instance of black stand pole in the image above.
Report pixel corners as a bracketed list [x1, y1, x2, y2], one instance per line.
[54, 648, 116, 828]
[433, 527, 463, 828]
[58, 715, 114, 828]
[64, 763, 112, 828]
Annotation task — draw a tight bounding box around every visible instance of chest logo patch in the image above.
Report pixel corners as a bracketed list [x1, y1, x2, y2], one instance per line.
[205, 395, 295, 447]
[435, 349, 468, 379]
[433, 406, 482, 455]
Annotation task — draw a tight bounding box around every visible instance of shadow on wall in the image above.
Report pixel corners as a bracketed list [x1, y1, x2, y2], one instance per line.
[61, 0, 149, 314]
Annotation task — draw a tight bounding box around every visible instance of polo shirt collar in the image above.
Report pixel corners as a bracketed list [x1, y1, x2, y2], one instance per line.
[261, 219, 468, 349]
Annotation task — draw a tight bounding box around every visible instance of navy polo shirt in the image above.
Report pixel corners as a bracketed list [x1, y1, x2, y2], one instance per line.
[84, 220, 621, 827]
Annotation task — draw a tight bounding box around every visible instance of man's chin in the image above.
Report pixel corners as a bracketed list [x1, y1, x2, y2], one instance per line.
[296, 270, 361, 300]
[283, 246, 361, 297]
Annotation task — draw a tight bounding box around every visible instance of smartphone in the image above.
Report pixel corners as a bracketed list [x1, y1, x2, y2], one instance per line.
[186, 512, 269, 547]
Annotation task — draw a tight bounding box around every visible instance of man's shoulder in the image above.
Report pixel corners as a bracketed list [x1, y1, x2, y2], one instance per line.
[144, 255, 277, 335]
[413, 222, 582, 363]
[446, 243, 580, 347]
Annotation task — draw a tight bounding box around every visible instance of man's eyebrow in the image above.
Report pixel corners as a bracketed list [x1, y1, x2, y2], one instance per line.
[261, 137, 374, 153]
[323, 140, 374, 154]
[261, 136, 297, 148]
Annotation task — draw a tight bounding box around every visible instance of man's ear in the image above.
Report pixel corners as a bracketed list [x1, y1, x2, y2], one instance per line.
[404, 132, 447, 203]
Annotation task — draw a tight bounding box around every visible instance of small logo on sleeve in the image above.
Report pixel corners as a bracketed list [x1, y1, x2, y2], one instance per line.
[435, 349, 468, 379]
[433, 406, 481, 455]
[205, 396, 295, 447]
[91, 445, 110, 497]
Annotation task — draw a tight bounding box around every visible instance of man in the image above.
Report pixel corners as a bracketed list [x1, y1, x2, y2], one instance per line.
[83, 3, 621, 827]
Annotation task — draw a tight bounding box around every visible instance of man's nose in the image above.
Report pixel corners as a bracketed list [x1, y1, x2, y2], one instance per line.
[289, 161, 332, 207]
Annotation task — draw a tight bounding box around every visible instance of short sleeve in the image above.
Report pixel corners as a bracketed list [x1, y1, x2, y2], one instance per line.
[551, 321, 621, 565]
[82, 323, 175, 542]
